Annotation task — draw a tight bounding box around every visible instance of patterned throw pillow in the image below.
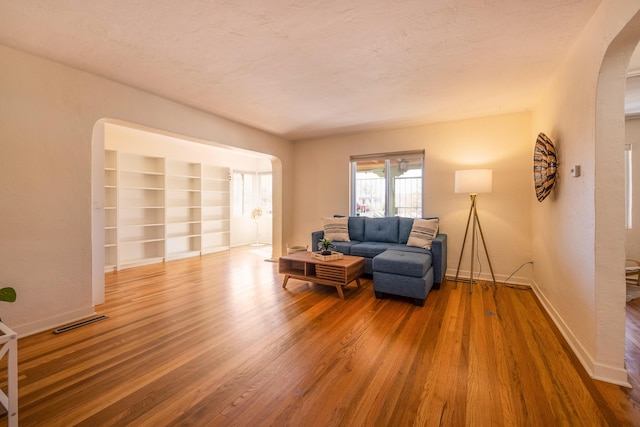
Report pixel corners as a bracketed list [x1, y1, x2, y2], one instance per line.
[322, 217, 350, 242]
[407, 218, 439, 249]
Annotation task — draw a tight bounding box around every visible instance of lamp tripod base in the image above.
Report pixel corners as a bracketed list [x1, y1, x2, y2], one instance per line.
[251, 219, 263, 246]
[455, 278, 480, 285]
[454, 193, 497, 292]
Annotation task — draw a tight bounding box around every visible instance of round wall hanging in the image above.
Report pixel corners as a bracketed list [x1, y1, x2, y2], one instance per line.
[533, 132, 558, 202]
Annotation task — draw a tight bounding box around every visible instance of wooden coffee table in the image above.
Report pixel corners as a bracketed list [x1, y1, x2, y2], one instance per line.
[279, 251, 365, 299]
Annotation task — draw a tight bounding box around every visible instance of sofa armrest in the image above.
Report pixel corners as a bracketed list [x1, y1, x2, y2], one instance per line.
[311, 230, 324, 252]
[431, 234, 447, 285]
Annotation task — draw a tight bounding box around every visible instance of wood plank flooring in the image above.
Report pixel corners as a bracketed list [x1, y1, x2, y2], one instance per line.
[3, 246, 640, 425]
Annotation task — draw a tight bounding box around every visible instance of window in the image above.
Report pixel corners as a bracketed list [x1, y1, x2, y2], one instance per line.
[232, 171, 272, 216]
[232, 171, 254, 216]
[626, 144, 633, 229]
[258, 172, 272, 215]
[350, 151, 424, 217]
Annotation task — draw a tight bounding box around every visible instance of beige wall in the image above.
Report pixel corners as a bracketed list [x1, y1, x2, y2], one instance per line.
[292, 112, 534, 284]
[531, 0, 640, 386]
[0, 44, 293, 336]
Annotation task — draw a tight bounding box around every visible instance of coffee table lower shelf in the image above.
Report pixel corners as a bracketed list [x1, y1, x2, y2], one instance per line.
[279, 251, 365, 299]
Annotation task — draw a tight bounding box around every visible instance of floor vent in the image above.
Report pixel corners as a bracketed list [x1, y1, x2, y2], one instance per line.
[53, 315, 108, 334]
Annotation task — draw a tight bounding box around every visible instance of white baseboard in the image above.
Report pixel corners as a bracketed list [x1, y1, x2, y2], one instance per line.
[445, 268, 531, 287]
[444, 270, 631, 387]
[593, 364, 633, 387]
[12, 306, 97, 338]
[529, 280, 631, 388]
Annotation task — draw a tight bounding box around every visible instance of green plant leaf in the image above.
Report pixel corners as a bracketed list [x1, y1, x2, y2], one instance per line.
[0, 288, 17, 303]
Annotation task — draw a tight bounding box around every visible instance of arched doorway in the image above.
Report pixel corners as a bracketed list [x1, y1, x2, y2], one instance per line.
[594, 8, 640, 386]
[91, 119, 279, 305]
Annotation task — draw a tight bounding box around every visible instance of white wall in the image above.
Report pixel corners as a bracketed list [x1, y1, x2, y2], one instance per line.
[531, 0, 640, 386]
[292, 112, 534, 284]
[105, 122, 266, 167]
[0, 44, 293, 336]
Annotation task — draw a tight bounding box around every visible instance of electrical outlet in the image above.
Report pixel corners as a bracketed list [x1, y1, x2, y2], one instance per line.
[570, 165, 581, 177]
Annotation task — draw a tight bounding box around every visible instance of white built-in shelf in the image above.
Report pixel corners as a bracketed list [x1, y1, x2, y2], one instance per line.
[104, 151, 230, 270]
[200, 164, 230, 254]
[165, 160, 203, 261]
[119, 238, 165, 244]
[104, 149, 118, 272]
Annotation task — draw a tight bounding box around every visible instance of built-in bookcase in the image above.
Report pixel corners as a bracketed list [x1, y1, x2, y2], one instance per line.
[104, 150, 230, 271]
[166, 160, 202, 261]
[104, 149, 118, 272]
[201, 164, 231, 254]
[117, 152, 166, 270]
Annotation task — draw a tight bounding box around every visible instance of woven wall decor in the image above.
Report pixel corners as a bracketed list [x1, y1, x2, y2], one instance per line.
[533, 132, 558, 202]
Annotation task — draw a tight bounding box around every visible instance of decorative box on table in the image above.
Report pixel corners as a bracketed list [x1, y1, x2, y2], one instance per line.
[311, 251, 344, 261]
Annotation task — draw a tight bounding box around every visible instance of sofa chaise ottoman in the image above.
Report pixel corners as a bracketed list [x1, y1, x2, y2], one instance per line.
[311, 216, 447, 305]
[372, 249, 434, 306]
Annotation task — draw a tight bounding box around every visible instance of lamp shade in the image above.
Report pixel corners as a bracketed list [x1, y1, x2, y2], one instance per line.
[455, 169, 493, 194]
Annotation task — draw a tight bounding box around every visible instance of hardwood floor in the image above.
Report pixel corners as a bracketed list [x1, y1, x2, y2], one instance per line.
[3, 246, 640, 425]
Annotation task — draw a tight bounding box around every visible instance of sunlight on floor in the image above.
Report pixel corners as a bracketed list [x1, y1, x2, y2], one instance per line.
[249, 245, 274, 261]
[627, 285, 640, 302]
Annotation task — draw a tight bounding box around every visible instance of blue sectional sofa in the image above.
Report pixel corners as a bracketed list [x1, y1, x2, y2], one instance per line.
[311, 216, 447, 305]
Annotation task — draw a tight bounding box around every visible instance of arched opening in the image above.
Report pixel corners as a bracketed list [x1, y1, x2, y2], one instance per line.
[594, 9, 640, 386]
[91, 119, 282, 305]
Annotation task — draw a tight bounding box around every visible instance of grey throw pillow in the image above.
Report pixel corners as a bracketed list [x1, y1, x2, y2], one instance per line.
[322, 217, 350, 242]
[407, 218, 438, 249]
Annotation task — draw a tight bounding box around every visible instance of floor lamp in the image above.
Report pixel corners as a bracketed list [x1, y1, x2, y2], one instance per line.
[250, 208, 264, 247]
[453, 169, 497, 292]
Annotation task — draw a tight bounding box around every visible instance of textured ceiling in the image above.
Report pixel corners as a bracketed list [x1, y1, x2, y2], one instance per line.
[0, 0, 629, 140]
